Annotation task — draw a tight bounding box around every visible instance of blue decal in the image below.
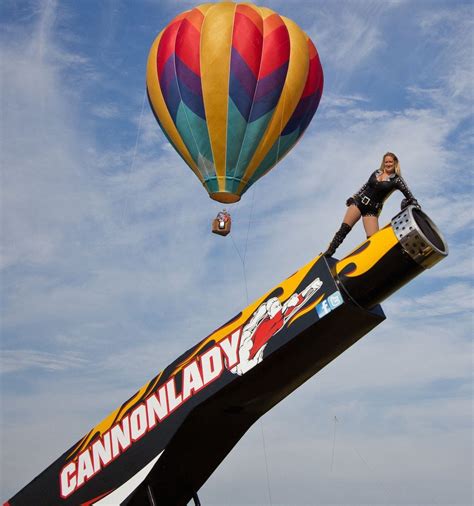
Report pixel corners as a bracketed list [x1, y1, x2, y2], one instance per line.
[327, 291, 343, 310]
[316, 291, 344, 319]
[316, 299, 331, 318]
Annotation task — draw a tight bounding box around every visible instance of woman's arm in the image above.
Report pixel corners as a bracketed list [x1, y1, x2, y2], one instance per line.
[397, 176, 420, 208]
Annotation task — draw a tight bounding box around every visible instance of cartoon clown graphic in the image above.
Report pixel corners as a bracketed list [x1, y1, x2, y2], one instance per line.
[231, 277, 323, 375]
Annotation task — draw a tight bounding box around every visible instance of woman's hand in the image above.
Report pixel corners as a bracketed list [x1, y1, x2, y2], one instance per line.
[401, 198, 421, 210]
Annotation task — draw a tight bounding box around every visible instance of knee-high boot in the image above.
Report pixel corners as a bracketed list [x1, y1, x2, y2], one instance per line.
[324, 223, 352, 257]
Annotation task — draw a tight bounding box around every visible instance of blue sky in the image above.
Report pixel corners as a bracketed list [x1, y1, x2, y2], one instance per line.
[1, 0, 472, 504]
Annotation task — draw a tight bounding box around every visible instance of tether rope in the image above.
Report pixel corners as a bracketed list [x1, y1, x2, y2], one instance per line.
[120, 91, 147, 227]
[243, 185, 257, 264]
[330, 415, 402, 503]
[229, 187, 273, 505]
[330, 415, 338, 472]
[230, 233, 249, 305]
[260, 419, 273, 506]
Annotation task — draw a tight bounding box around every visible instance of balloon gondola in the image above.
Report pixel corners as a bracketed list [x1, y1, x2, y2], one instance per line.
[146, 2, 324, 234]
[212, 209, 232, 236]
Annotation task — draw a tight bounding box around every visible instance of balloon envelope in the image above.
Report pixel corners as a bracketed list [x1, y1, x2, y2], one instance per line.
[147, 2, 323, 203]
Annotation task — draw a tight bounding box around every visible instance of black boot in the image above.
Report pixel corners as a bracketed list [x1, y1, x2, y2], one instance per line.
[324, 223, 352, 257]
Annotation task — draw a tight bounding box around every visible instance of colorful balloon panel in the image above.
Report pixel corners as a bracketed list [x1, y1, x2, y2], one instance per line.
[146, 2, 323, 203]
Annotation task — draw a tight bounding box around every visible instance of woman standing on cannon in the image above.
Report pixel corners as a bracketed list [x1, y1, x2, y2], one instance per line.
[324, 152, 420, 257]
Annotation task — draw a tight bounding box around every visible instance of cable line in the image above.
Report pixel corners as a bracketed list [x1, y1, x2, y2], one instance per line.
[120, 90, 147, 228]
[330, 415, 338, 472]
[229, 190, 273, 505]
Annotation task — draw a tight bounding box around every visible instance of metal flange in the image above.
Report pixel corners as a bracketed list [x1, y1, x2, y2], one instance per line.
[391, 205, 448, 269]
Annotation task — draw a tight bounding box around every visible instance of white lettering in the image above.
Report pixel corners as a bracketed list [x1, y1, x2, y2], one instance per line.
[182, 361, 204, 400]
[91, 432, 112, 471]
[130, 405, 147, 441]
[59, 331, 246, 497]
[219, 330, 241, 368]
[77, 449, 94, 487]
[111, 418, 131, 458]
[146, 386, 168, 428]
[201, 346, 223, 384]
[60, 462, 77, 498]
[166, 378, 183, 412]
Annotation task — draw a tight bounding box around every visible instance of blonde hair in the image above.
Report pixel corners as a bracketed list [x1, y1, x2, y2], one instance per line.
[379, 152, 401, 176]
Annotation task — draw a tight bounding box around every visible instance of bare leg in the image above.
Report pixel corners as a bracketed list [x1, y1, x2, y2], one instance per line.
[342, 204, 362, 227]
[362, 216, 379, 237]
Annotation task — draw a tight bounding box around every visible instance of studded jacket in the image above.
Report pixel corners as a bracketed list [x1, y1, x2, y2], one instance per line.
[353, 170, 417, 207]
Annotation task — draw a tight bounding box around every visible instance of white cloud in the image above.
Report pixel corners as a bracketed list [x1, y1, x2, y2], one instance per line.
[308, 4, 384, 73]
[1, 349, 87, 373]
[388, 283, 473, 318]
[90, 103, 121, 119]
[1, 0, 472, 503]
[429, 246, 473, 279]
[321, 93, 371, 109]
[418, 7, 473, 107]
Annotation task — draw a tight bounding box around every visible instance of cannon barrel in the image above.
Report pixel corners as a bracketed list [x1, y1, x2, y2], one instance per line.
[335, 206, 448, 309]
[5, 207, 448, 506]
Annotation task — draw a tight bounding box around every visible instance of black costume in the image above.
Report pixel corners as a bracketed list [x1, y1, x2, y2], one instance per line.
[324, 170, 419, 257]
[347, 170, 418, 217]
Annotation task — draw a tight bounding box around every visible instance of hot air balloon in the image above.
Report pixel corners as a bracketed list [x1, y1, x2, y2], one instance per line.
[146, 1, 323, 229]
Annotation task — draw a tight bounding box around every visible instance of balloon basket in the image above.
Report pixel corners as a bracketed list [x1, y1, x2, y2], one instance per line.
[212, 210, 231, 236]
[212, 218, 231, 236]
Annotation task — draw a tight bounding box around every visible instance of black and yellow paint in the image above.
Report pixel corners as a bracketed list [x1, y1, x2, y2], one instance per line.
[6, 207, 447, 506]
